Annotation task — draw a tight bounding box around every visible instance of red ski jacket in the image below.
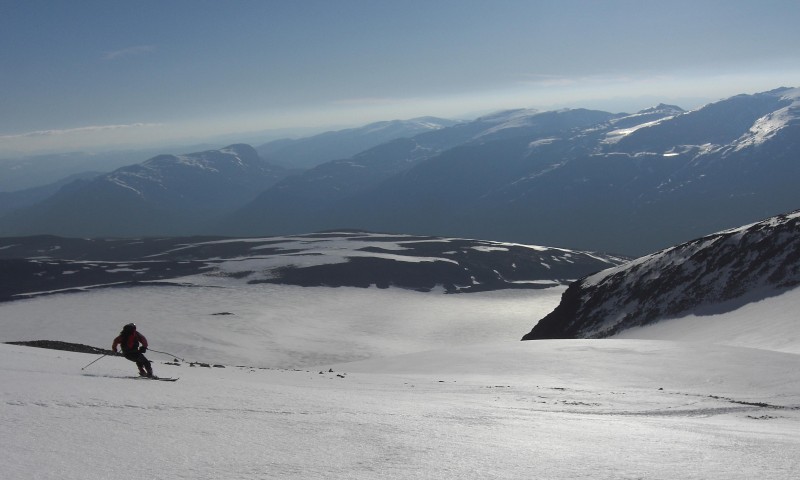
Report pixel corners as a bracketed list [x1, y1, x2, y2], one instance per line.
[112, 331, 148, 354]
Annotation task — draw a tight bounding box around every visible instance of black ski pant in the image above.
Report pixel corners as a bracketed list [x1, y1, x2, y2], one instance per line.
[123, 352, 152, 375]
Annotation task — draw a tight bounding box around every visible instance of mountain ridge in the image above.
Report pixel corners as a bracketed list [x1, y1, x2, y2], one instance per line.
[302, 87, 800, 255]
[522, 208, 800, 340]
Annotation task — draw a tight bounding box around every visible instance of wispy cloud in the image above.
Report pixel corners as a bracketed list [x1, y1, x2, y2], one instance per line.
[330, 97, 405, 106]
[102, 45, 156, 61]
[0, 123, 162, 140]
[517, 73, 671, 88]
[518, 74, 581, 88]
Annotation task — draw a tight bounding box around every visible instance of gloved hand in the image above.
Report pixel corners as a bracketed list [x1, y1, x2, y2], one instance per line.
[139, 346, 147, 353]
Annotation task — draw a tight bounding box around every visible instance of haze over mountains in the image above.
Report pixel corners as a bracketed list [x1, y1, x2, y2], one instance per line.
[256, 117, 458, 169]
[0, 144, 293, 237]
[0, 87, 798, 256]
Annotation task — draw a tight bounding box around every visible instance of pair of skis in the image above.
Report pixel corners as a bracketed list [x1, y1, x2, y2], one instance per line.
[81, 349, 181, 381]
[133, 375, 179, 382]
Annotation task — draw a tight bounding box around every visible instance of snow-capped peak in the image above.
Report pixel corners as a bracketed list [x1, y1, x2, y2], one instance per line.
[602, 104, 686, 143]
[636, 103, 685, 116]
[735, 87, 800, 150]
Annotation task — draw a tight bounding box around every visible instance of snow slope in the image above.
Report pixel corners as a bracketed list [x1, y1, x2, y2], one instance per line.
[615, 286, 800, 354]
[3, 338, 799, 480]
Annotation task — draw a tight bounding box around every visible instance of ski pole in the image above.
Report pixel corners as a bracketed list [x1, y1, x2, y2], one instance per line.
[148, 348, 185, 362]
[81, 353, 109, 370]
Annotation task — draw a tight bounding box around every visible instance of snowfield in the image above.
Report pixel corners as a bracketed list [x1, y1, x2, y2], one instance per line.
[2, 283, 800, 479]
[0, 284, 563, 367]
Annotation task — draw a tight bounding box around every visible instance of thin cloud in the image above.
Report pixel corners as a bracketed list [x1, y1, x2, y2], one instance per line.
[103, 45, 156, 61]
[518, 74, 580, 88]
[518, 73, 670, 88]
[330, 97, 404, 106]
[0, 123, 163, 140]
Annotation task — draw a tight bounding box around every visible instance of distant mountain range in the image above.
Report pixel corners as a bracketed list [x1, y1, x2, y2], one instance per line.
[522, 208, 800, 340]
[0, 149, 166, 192]
[0, 232, 627, 301]
[228, 87, 800, 255]
[1, 87, 798, 255]
[0, 144, 292, 237]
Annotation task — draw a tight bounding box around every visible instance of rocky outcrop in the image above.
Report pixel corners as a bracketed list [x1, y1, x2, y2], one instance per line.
[523, 209, 800, 340]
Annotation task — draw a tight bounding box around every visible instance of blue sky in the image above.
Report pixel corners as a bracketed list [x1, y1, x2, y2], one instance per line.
[2, 0, 800, 156]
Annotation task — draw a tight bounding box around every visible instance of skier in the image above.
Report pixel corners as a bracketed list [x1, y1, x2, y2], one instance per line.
[112, 323, 154, 377]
